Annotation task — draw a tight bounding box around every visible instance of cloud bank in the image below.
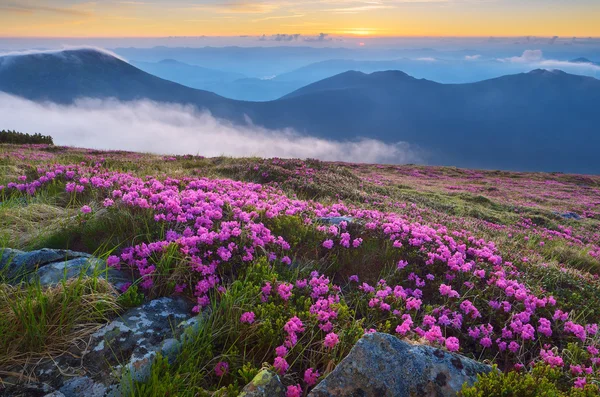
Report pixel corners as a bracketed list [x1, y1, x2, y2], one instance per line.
[499, 50, 600, 72]
[0, 46, 128, 63]
[0, 94, 424, 164]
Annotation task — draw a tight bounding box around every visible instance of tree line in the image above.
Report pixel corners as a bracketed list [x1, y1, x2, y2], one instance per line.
[0, 130, 54, 145]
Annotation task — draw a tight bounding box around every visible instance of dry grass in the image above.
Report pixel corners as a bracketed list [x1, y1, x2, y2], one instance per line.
[0, 203, 74, 249]
[0, 277, 120, 368]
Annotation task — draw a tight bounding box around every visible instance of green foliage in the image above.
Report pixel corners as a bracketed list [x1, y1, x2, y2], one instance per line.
[0, 130, 54, 145]
[461, 365, 599, 397]
[117, 284, 145, 308]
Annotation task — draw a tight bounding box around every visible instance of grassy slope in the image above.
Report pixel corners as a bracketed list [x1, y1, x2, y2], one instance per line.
[1, 144, 599, 395]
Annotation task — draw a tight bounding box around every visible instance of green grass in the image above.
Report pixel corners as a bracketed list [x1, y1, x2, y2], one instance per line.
[0, 274, 120, 367]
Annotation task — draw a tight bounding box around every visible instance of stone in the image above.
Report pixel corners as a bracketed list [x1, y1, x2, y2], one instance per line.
[33, 257, 130, 288]
[0, 248, 130, 288]
[554, 212, 581, 220]
[0, 248, 91, 281]
[238, 370, 286, 397]
[317, 216, 355, 226]
[82, 296, 195, 386]
[309, 332, 491, 397]
[57, 376, 106, 397]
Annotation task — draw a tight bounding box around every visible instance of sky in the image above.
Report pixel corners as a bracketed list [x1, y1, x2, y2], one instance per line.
[0, 0, 599, 38]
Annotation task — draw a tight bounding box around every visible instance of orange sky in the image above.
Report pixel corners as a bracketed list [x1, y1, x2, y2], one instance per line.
[0, 1, 599, 38]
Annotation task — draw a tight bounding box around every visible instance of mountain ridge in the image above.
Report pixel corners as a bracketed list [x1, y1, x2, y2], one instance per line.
[1, 48, 600, 174]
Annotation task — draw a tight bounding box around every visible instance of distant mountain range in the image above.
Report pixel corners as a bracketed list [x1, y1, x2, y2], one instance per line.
[1, 49, 600, 174]
[132, 59, 246, 86]
[570, 57, 600, 67]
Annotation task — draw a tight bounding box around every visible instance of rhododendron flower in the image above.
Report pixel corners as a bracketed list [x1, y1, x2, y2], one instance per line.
[277, 282, 294, 301]
[286, 385, 302, 397]
[397, 260, 408, 270]
[324, 332, 339, 349]
[274, 356, 289, 374]
[240, 311, 255, 324]
[214, 361, 229, 377]
[445, 337, 460, 352]
[574, 377, 587, 389]
[322, 239, 334, 249]
[80, 205, 92, 214]
[275, 345, 288, 357]
[304, 368, 320, 386]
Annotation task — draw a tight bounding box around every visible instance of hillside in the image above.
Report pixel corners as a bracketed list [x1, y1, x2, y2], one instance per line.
[0, 49, 245, 121]
[1, 49, 600, 174]
[132, 59, 247, 87]
[1, 143, 599, 395]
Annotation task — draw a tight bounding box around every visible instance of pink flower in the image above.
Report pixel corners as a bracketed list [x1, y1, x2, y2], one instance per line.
[286, 385, 302, 397]
[445, 337, 460, 352]
[80, 205, 92, 214]
[277, 282, 294, 301]
[304, 368, 320, 386]
[574, 377, 587, 389]
[324, 332, 340, 349]
[240, 311, 255, 324]
[322, 239, 334, 249]
[214, 361, 229, 377]
[107, 255, 121, 269]
[274, 356, 289, 374]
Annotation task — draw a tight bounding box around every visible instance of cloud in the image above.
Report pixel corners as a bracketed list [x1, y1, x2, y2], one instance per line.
[0, 46, 128, 63]
[259, 33, 303, 41]
[497, 50, 600, 74]
[500, 49, 543, 63]
[304, 33, 332, 42]
[414, 57, 436, 62]
[465, 54, 481, 60]
[0, 94, 424, 164]
[0, 2, 89, 17]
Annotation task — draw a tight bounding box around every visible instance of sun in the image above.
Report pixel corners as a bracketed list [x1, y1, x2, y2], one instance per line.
[344, 28, 373, 36]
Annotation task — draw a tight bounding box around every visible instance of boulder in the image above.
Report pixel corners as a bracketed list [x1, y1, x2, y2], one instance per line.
[82, 296, 196, 386]
[317, 216, 355, 226]
[309, 332, 491, 397]
[55, 376, 107, 397]
[34, 257, 129, 288]
[238, 370, 286, 397]
[0, 248, 91, 281]
[0, 248, 129, 288]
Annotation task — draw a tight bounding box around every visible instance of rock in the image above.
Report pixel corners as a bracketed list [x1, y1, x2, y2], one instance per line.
[0, 248, 91, 281]
[554, 212, 581, 220]
[57, 377, 106, 397]
[33, 257, 130, 288]
[0, 248, 130, 288]
[238, 370, 286, 397]
[309, 332, 491, 397]
[82, 297, 195, 386]
[317, 216, 355, 226]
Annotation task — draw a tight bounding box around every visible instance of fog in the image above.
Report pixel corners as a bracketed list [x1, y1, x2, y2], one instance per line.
[0, 94, 424, 164]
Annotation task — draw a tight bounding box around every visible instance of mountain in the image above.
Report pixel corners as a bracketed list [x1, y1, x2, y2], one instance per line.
[2, 49, 600, 174]
[247, 69, 600, 173]
[0, 49, 243, 119]
[569, 57, 600, 66]
[132, 59, 246, 88]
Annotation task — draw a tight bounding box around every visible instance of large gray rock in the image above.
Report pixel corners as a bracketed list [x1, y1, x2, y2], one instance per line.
[309, 333, 491, 397]
[0, 248, 90, 281]
[82, 297, 196, 386]
[0, 248, 129, 288]
[317, 216, 355, 226]
[34, 257, 129, 288]
[238, 370, 286, 397]
[56, 376, 107, 397]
